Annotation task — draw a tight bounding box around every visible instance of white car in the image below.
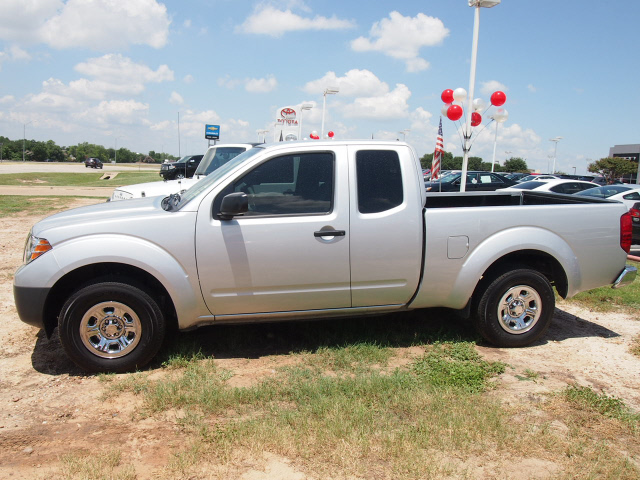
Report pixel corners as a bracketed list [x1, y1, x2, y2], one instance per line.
[111, 143, 254, 201]
[575, 184, 640, 210]
[504, 178, 598, 195]
[516, 174, 560, 183]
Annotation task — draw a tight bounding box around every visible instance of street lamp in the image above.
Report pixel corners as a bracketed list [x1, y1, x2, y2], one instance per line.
[321, 87, 339, 139]
[23, 121, 33, 162]
[257, 129, 269, 143]
[114, 136, 121, 164]
[459, 0, 501, 192]
[298, 103, 313, 140]
[398, 129, 410, 141]
[549, 136, 562, 174]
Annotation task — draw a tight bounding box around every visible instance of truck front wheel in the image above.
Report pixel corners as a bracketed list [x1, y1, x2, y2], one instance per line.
[473, 268, 555, 348]
[59, 282, 166, 373]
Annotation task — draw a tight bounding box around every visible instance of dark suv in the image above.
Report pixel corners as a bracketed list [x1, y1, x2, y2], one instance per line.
[84, 157, 103, 169]
[159, 154, 203, 180]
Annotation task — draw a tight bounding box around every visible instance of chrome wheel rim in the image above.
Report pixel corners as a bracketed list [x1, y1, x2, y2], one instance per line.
[497, 285, 542, 334]
[79, 301, 141, 358]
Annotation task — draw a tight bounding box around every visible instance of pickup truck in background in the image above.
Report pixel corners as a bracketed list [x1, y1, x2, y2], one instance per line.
[111, 144, 254, 200]
[13, 140, 637, 372]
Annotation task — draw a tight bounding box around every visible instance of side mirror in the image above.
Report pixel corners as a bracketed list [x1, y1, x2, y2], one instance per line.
[218, 192, 248, 220]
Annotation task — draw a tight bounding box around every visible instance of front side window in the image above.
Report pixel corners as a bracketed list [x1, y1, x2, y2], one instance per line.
[227, 152, 334, 216]
[356, 150, 403, 214]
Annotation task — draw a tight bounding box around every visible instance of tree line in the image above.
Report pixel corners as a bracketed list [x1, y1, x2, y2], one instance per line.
[0, 136, 178, 164]
[420, 151, 529, 173]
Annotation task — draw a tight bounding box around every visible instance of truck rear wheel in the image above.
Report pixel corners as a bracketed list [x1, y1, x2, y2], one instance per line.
[59, 282, 165, 373]
[473, 268, 555, 347]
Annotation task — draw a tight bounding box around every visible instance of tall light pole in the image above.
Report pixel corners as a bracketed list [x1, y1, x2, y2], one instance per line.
[460, 0, 501, 192]
[114, 136, 121, 164]
[257, 129, 269, 143]
[398, 129, 410, 141]
[177, 111, 181, 157]
[321, 87, 339, 139]
[23, 121, 33, 162]
[298, 103, 313, 140]
[549, 136, 562, 174]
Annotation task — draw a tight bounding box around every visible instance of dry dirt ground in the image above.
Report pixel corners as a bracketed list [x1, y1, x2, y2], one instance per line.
[0, 196, 639, 479]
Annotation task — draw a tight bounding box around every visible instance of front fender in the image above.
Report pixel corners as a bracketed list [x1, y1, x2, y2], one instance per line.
[15, 234, 205, 329]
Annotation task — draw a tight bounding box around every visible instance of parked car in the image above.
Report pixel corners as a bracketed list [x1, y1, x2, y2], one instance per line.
[14, 140, 636, 372]
[111, 144, 254, 201]
[516, 174, 559, 183]
[84, 157, 103, 169]
[504, 179, 598, 195]
[425, 170, 517, 192]
[503, 172, 528, 181]
[159, 154, 203, 180]
[631, 202, 640, 244]
[575, 185, 640, 210]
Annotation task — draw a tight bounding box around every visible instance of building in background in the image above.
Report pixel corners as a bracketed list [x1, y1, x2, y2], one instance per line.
[609, 144, 640, 183]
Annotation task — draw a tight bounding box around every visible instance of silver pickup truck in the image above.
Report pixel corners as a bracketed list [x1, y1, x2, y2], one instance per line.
[13, 140, 637, 372]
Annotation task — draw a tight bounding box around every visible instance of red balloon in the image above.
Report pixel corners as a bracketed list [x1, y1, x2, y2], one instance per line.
[490, 91, 506, 106]
[471, 112, 482, 127]
[327, 131, 334, 138]
[441, 89, 454, 104]
[310, 132, 320, 139]
[447, 104, 463, 121]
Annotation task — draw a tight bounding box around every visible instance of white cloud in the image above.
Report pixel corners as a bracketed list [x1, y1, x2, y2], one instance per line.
[0, 0, 171, 50]
[303, 69, 389, 97]
[183, 74, 194, 84]
[170, 91, 184, 105]
[351, 11, 448, 72]
[237, 4, 355, 37]
[183, 19, 192, 28]
[0, 95, 15, 104]
[480, 80, 507, 97]
[343, 84, 411, 120]
[245, 76, 278, 93]
[83, 99, 149, 125]
[527, 84, 537, 93]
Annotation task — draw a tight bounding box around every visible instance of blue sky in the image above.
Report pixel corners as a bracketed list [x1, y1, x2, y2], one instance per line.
[1, 0, 638, 174]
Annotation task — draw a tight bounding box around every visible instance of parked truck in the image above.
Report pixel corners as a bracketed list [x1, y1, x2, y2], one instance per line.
[13, 140, 637, 372]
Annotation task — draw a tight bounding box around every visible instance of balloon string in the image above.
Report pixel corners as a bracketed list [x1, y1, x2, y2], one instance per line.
[467, 118, 494, 151]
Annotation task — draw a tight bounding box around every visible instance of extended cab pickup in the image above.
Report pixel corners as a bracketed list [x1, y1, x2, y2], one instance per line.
[13, 141, 637, 372]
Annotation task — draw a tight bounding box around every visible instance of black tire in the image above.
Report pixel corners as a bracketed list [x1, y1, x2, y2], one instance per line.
[58, 282, 165, 373]
[175, 173, 185, 180]
[473, 268, 555, 347]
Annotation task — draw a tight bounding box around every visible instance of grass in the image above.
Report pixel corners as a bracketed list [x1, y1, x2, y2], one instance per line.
[57, 449, 135, 480]
[0, 195, 93, 217]
[563, 384, 640, 427]
[0, 171, 160, 187]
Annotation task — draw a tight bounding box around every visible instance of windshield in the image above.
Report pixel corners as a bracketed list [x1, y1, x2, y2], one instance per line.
[577, 185, 631, 198]
[436, 172, 461, 183]
[514, 181, 548, 190]
[176, 147, 263, 208]
[194, 146, 249, 176]
[176, 156, 190, 164]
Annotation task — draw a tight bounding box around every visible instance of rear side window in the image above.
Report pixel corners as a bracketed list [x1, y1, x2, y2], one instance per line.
[356, 150, 403, 214]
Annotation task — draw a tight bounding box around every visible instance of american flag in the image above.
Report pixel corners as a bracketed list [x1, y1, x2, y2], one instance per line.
[431, 117, 443, 180]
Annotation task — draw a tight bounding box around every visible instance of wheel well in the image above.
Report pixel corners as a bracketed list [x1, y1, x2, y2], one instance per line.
[475, 250, 568, 300]
[43, 263, 178, 337]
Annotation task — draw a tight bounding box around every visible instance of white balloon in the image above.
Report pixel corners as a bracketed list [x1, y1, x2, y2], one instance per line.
[441, 103, 451, 116]
[472, 98, 486, 111]
[453, 87, 467, 103]
[492, 108, 509, 123]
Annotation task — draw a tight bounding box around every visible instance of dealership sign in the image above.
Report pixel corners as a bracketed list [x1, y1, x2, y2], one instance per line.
[275, 106, 298, 141]
[205, 124, 220, 140]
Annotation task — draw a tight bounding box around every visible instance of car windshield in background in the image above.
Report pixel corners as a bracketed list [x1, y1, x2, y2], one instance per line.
[437, 172, 460, 183]
[195, 147, 249, 176]
[177, 147, 263, 208]
[176, 156, 191, 164]
[514, 181, 549, 190]
[577, 185, 632, 198]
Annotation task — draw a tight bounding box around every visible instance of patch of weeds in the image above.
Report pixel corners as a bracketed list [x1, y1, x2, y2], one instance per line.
[412, 342, 505, 393]
[630, 335, 640, 358]
[300, 342, 393, 373]
[515, 368, 541, 382]
[58, 448, 135, 480]
[563, 384, 640, 427]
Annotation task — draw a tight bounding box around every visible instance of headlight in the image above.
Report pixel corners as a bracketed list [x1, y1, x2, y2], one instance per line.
[168, 165, 175, 169]
[23, 233, 52, 264]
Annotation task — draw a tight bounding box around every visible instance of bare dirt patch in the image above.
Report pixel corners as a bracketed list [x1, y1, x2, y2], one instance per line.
[0, 197, 638, 479]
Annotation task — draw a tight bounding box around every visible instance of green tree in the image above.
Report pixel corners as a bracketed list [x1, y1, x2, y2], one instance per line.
[504, 157, 528, 173]
[420, 151, 454, 170]
[588, 157, 637, 184]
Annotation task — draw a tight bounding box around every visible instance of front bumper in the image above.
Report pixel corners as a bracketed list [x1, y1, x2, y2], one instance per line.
[612, 265, 637, 289]
[13, 283, 50, 329]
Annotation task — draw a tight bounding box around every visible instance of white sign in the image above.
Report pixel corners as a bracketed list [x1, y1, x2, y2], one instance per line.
[275, 106, 299, 141]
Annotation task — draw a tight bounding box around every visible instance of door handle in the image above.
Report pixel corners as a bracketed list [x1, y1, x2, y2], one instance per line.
[314, 230, 346, 237]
